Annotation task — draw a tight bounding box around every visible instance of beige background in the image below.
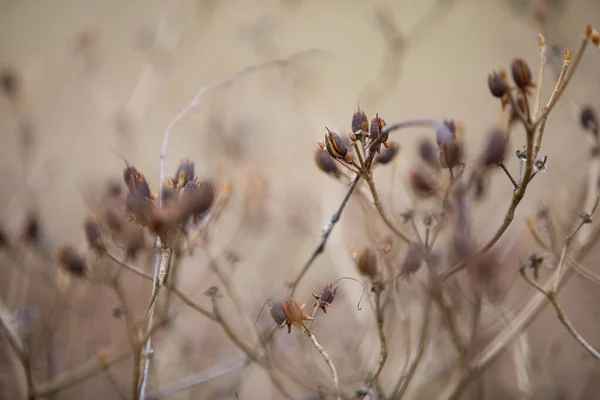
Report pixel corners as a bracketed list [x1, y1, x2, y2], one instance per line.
[1, 0, 600, 399]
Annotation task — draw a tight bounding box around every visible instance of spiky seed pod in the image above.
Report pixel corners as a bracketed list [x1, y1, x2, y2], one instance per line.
[488, 69, 508, 98]
[282, 298, 314, 333]
[356, 246, 379, 280]
[0, 67, 20, 99]
[57, 245, 86, 278]
[180, 180, 215, 222]
[580, 106, 598, 135]
[352, 108, 369, 134]
[312, 283, 338, 313]
[314, 148, 340, 178]
[268, 299, 286, 326]
[324, 128, 348, 159]
[419, 138, 438, 168]
[84, 218, 105, 251]
[511, 58, 534, 90]
[400, 242, 423, 279]
[375, 142, 400, 164]
[173, 159, 195, 189]
[409, 169, 438, 198]
[482, 128, 508, 167]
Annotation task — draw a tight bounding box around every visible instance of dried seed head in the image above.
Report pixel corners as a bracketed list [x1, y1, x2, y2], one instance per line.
[352, 108, 369, 134]
[375, 142, 400, 165]
[511, 58, 533, 89]
[580, 106, 598, 135]
[180, 180, 215, 222]
[324, 128, 348, 159]
[482, 128, 508, 167]
[400, 242, 423, 280]
[314, 148, 340, 178]
[356, 246, 379, 280]
[22, 212, 40, 245]
[84, 218, 105, 251]
[488, 69, 508, 98]
[268, 299, 286, 326]
[160, 185, 178, 204]
[419, 138, 438, 167]
[409, 169, 438, 198]
[313, 283, 338, 314]
[1, 67, 20, 99]
[282, 298, 314, 333]
[57, 245, 86, 278]
[173, 159, 195, 188]
[123, 165, 139, 188]
[592, 29, 600, 47]
[369, 115, 388, 152]
[439, 140, 463, 169]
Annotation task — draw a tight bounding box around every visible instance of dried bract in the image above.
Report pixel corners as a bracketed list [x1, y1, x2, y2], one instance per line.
[375, 141, 400, 165]
[312, 283, 338, 314]
[356, 246, 379, 280]
[400, 242, 423, 280]
[84, 218, 105, 251]
[324, 128, 349, 160]
[282, 298, 314, 333]
[57, 245, 87, 278]
[482, 128, 508, 167]
[314, 148, 340, 178]
[511, 58, 534, 90]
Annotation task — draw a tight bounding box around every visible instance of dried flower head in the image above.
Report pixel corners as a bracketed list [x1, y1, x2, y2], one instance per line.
[375, 141, 400, 165]
[439, 140, 463, 169]
[511, 58, 534, 90]
[324, 128, 350, 161]
[314, 148, 340, 178]
[1, 67, 20, 99]
[580, 106, 598, 135]
[400, 242, 423, 280]
[356, 246, 379, 280]
[282, 298, 314, 333]
[268, 299, 286, 326]
[369, 114, 388, 153]
[488, 69, 508, 98]
[352, 107, 369, 135]
[482, 128, 508, 167]
[312, 283, 338, 314]
[173, 159, 195, 189]
[57, 245, 87, 278]
[180, 180, 215, 222]
[84, 218, 105, 251]
[409, 169, 438, 198]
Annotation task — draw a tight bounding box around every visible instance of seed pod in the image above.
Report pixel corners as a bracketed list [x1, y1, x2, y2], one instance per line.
[400, 242, 423, 279]
[324, 128, 348, 159]
[482, 128, 508, 167]
[0, 67, 20, 99]
[375, 142, 400, 165]
[84, 218, 105, 251]
[57, 245, 86, 278]
[419, 138, 438, 168]
[439, 140, 463, 169]
[369, 115, 388, 152]
[592, 29, 600, 48]
[282, 298, 314, 333]
[352, 108, 369, 134]
[312, 283, 338, 314]
[314, 148, 340, 178]
[268, 299, 286, 326]
[409, 169, 438, 198]
[173, 159, 195, 188]
[123, 165, 139, 188]
[22, 212, 40, 245]
[580, 106, 598, 134]
[488, 69, 508, 98]
[356, 246, 379, 280]
[180, 180, 215, 222]
[511, 58, 533, 89]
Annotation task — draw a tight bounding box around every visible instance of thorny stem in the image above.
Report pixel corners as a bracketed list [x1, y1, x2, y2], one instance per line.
[301, 326, 341, 400]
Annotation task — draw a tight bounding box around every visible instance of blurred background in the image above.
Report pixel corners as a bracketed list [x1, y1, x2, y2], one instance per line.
[1, 0, 600, 399]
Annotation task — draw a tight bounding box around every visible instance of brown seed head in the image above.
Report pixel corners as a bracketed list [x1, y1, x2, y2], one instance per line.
[268, 299, 286, 326]
[375, 141, 400, 165]
[356, 246, 379, 280]
[592, 29, 600, 47]
[580, 106, 598, 135]
[482, 128, 508, 167]
[352, 108, 369, 134]
[173, 159, 195, 188]
[180, 180, 215, 222]
[57, 245, 86, 278]
[84, 218, 105, 251]
[282, 298, 314, 333]
[400, 242, 423, 280]
[409, 169, 438, 198]
[488, 69, 508, 98]
[314, 148, 340, 178]
[511, 58, 533, 89]
[324, 128, 348, 159]
[369, 115, 388, 152]
[439, 140, 463, 169]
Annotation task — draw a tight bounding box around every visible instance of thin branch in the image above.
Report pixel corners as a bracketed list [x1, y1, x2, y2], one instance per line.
[301, 326, 341, 400]
[369, 284, 388, 390]
[499, 162, 518, 189]
[532, 33, 547, 121]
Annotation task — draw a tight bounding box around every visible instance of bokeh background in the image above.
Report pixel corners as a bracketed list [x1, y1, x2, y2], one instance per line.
[1, 0, 600, 399]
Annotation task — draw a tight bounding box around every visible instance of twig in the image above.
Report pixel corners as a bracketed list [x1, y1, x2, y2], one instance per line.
[532, 33, 547, 120]
[0, 309, 36, 399]
[499, 162, 518, 189]
[300, 326, 341, 400]
[370, 284, 388, 388]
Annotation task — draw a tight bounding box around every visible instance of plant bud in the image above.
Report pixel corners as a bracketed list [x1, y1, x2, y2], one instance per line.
[488, 69, 508, 98]
[511, 58, 533, 90]
[400, 242, 423, 279]
[409, 169, 438, 198]
[375, 142, 400, 165]
[57, 245, 86, 278]
[324, 128, 348, 159]
[173, 159, 195, 188]
[268, 299, 286, 326]
[84, 218, 105, 251]
[482, 128, 508, 167]
[580, 106, 598, 135]
[356, 246, 379, 280]
[314, 148, 340, 178]
[352, 108, 369, 134]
